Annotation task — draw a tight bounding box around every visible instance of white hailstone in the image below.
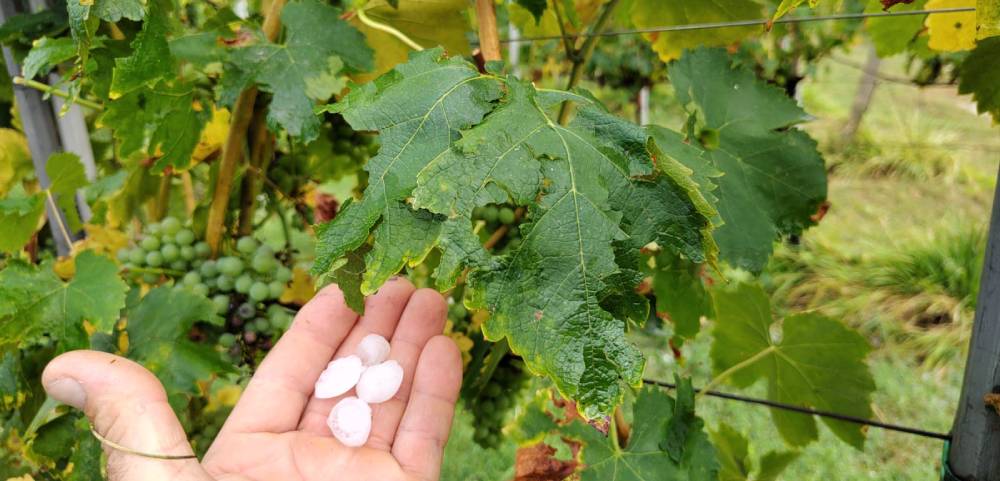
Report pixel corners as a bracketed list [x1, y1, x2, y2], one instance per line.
[356, 334, 391, 366]
[314, 355, 364, 399]
[327, 396, 372, 447]
[356, 359, 404, 404]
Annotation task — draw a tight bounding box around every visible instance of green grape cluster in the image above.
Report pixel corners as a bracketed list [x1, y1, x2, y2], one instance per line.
[116, 216, 207, 285]
[468, 356, 530, 448]
[270, 114, 379, 197]
[471, 203, 521, 253]
[330, 115, 379, 174]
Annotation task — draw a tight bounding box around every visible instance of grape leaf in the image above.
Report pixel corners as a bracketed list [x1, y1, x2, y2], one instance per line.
[126, 286, 230, 394]
[109, 0, 172, 97]
[925, 0, 976, 51]
[958, 36, 1000, 122]
[565, 385, 719, 481]
[866, 0, 928, 56]
[46, 152, 88, 231]
[664, 48, 827, 273]
[712, 423, 800, 481]
[67, 0, 142, 62]
[224, 0, 372, 141]
[313, 48, 502, 275]
[629, 0, 763, 62]
[349, 0, 471, 80]
[21, 36, 76, 79]
[0, 185, 45, 255]
[66, 428, 102, 481]
[315, 49, 717, 417]
[99, 81, 209, 173]
[710, 283, 875, 448]
[772, 0, 821, 20]
[980, 0, 1000, 39]
[652, 252, 712, 340]
[0, 251, 127, 350]
[515, 0, 548, 22]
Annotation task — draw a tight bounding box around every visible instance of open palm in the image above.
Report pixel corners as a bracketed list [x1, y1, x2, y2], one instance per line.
[41, 279, 462, 481]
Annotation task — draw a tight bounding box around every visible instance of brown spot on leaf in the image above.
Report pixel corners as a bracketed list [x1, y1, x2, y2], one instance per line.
[810, 201, 831, 223]
[513, 442, 579, 481]
[314, 193, 339, 224]
[534, 310, 544, 321]
[880, 0, 915, 10]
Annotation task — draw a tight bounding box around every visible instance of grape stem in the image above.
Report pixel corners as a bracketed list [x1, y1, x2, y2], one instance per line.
[205, 0, 287, 256]
[151, 173, 171, 221]
[556, 0, 621, 125]
[12, 77, 104, 111]
[613, 406, 631, 447]
[355, 8, 424, 51]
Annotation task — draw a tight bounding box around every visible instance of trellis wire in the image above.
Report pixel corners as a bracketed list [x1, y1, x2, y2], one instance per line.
[642, 378, 952, 441]
[494, 7, 976, 44]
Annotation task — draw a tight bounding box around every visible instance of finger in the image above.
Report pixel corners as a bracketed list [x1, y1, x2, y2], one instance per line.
[392, 336, 463, 481]
[42, 350, 213, 481]
[298, 277, 416, 433]
[366, 288, 448, 450]
[222, 284, 359, 434]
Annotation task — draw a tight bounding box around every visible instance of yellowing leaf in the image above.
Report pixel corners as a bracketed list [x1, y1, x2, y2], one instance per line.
[280, 267, 315, 305]
[978, 0, 1000, 39]
[925, 0, 976, 51]
[53, 223, 129, 278]
[630, 0, 764, 61]
[191, 107, 230, 162]
[206, 383, 243, 412]
[0, 129, 31, 197]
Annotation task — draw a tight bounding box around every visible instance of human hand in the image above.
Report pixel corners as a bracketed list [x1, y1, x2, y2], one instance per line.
[41, 279, 461, 481]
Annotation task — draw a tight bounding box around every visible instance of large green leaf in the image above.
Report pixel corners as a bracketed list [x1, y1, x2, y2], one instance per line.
[109, 0, 172, 97]
[224, 0, 372, 141]
[709, 283, 875, 448]
[566, 385, 719, 481]
[664, 48, 827, 273]
[629, 0, 764, 62]
[21, 36, 77, 79]
[126, 286, 230, 394]
[712, 423, 800, 481]
[866, 0, 928, 56]
[958, 36, 1000, 122]
[0, 251, 127, 350]
[652, 252, 712, 340]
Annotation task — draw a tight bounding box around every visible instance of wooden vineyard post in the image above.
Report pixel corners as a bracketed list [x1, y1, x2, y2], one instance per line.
[948, 164, 1000, 480]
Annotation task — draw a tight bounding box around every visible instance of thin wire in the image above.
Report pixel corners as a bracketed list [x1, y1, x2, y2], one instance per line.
[642, 378, 952, 441]
[496, 7, 976, 44]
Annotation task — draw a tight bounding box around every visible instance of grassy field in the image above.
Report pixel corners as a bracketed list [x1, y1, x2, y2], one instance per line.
[440, 47, 999, 481]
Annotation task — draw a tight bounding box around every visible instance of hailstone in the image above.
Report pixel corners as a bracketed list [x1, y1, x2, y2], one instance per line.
[356, 360, 403, 404]
[357, 334, 391, 366]
[327, 396, 372, 447]
[314, 355, 363, 399]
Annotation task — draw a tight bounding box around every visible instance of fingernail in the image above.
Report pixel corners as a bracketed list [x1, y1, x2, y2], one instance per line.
[45, 378, 86, 409]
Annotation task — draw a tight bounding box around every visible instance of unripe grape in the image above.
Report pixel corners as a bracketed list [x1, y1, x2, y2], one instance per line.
[268, 281, 285, 299]
[140, 236, 160, 251]
[498, 207, 515, 225]
[175, 229, 196, 246]
[216, 275, 235, 292]
[236, 302, 256, 319]
[200, 260, 218, 278]
[243, 331, 257, 344]
[116, 248, 130, 262]
[254, 317, 270, 332]
[194, 241, 211, 258]
[161, 217, 181, 235]
[179, 245, 195, 261]
[191, 283, 209, 297]
[147, 222, 162, 236]
[327, 396, 371, 447]
[218, 332, 236, 348]
[275, 266, 293, 283]
[204, 277, 217, 289]
[169, 260, 187, 271]
[161, 243, 180, 262]
[479, 400, 496, 414]
[182, 272, 202, 285]
[252, 254, 276, 274]
[160, 234, 174, 245]
[145, 251, 164, 267]
[258, 244, 275, 258]
[128, 248, 146, 265]
[485, 383, 502, 398]
[212, 294, 230, 314]
[356, 360, 403, 404]
[236, 236, 258, 254]
[270, 311, 292, 330]
[235, 274, 254, 294]
[249, 281, 269, 301]
[482, 206, 498, 223]
[218, 257, 244, 277]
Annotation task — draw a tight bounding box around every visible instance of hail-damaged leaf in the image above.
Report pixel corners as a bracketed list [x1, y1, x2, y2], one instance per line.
[565, 385, 719, 481]
[710, 283, 875, 448]
[109, 0, 173, 97]
[958, 37, 1000, 122]
[0, 251, 127, 350]
[224, 0, 373, 141]
[924, 0, 976, 51]
[666, 48, 827, 273]
[313, 48, 501, 276]
[126, 286, 232, 395]
[99, 82, 209, 173]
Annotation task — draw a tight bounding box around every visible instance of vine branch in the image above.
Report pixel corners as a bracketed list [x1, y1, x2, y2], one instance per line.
[475, 0, 502, 62]
[556, 0, 620, 125]
[205, 0, 287, 255]
[13, 77, 103, 111]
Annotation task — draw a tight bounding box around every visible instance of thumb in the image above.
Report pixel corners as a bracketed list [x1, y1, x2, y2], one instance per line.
[42, 350, 213, 481]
